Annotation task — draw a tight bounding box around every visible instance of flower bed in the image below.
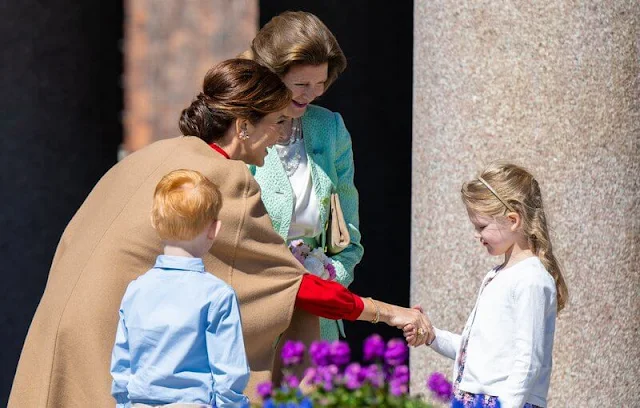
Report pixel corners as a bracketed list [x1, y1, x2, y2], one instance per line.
[254, 335, 455, 408]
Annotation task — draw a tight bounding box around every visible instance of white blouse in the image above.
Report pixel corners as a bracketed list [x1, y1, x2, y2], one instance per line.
[274, 138, 323, 240]
[429, 257, 557, 408]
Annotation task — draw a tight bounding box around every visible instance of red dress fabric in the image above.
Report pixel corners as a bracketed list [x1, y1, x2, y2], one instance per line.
[296, 274, 364, 321]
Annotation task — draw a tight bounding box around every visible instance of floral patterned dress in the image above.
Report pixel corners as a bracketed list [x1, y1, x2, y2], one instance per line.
[453, 269, 543, 408]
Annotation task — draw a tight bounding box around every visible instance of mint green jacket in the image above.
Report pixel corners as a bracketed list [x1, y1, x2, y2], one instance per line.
[249, 105, 364, 340]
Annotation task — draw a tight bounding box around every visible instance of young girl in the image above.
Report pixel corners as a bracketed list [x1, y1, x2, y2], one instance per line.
[407, 163, 568, 408]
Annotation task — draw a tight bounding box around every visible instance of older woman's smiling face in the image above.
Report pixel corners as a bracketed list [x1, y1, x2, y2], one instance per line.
[281, 63, 328, 118]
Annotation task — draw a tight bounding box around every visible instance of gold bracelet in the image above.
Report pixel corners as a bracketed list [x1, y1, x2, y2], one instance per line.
[367, 297, 380, 324]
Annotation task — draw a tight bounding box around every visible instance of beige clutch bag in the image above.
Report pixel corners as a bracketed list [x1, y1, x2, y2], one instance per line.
[326, 193, 350, 255]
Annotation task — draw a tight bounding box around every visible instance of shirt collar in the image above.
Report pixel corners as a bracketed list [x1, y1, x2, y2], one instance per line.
[154, 255, 206, 273]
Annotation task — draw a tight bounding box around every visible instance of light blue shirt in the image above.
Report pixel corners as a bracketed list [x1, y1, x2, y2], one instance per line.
[110, 255, 250, 408]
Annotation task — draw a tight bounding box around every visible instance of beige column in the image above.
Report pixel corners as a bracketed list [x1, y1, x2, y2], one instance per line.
[411, 1, 639, 406]
[123, 0, 257, 154]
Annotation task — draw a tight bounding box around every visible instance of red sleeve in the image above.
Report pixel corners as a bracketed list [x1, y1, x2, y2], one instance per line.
[295, 274, 364, 321]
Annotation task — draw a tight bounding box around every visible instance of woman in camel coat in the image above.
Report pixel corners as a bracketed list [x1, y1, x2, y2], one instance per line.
[9, 59, 433, 408]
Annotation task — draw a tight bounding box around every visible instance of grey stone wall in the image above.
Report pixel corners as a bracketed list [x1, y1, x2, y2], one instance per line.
[411, 1, 639, 406]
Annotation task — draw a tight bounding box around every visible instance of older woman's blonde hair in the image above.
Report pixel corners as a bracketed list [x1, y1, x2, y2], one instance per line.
[151, 169, 222, 241]
[240, 11, 347, 89]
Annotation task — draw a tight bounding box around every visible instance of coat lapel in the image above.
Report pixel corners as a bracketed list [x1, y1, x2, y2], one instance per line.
[302, 109, 333, 230]
[255, 149, 293, 238]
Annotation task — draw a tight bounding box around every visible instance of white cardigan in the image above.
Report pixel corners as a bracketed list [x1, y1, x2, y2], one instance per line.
[430, 257, 557, 408]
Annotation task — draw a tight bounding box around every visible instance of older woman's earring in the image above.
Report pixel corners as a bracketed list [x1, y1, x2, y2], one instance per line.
[238, 127, 250, 141]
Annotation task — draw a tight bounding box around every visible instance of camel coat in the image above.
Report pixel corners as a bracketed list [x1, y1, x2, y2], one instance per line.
[8, 136, 319, 408]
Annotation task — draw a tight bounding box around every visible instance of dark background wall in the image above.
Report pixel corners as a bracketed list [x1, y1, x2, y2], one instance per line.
[260, 0, 414, 362]
[0, 1, 123, 404]
[0, 0, 412, 403]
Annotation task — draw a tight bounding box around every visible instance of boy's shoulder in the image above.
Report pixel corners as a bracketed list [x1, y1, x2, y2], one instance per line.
[125, 264, 235, 293]
[200, 270, 235, 293]
[125, 267, 156, 288]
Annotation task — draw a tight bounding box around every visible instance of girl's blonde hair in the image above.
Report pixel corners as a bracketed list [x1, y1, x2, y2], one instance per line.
[461, 162, 568, 312]
[151, 169, 222, 241]
[240, 11, 347, 89]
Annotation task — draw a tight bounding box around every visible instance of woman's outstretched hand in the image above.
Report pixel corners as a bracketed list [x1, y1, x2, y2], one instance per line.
[358, 298, 434, 346]
[386, 304, 434, 347]
[402, 305, 434, 347]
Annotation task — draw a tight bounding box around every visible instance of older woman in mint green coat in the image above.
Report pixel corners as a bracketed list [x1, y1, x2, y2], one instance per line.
[245, 11, 364, 340]
[250, 103, 363, 340]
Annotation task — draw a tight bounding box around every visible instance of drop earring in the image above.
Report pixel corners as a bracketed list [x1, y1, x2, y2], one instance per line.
[238, 126, 250, 141]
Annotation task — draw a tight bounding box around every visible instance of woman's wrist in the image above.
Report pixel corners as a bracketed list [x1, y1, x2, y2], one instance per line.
[374, 300, 394, 325]
[356, 297, 395, 326]
[366, 298, 380, 324]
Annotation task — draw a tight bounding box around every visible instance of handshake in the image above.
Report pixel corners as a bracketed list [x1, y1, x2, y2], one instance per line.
[383, 302, 435, 347]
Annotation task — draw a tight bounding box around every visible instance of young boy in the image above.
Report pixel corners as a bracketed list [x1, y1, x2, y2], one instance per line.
[110, 169, 249, 408]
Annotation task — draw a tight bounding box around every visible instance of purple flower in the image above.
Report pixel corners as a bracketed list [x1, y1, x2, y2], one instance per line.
[343, 362, 364, 390]
[283, 373, 300, 389]
[325, 262, 336, 280]
[304, 364, 339, 391]
[289, 240, 311, 265]
[363, 364, 384, 388]
[255, 381, 272, 400]
[427, 372, 453, 402]
[281, 340, 305, 366]
[363, 334, 386, 362]
[389, 378, 408, 396]
[309, 340, 331, 367]
[329, 340, 351, 366]
[390, 364, 409, 385]
[303, 366, 317, 383]
[292, 251, 306, 265]
[317, 364, 339, 391]
[384, 338, 408, 366]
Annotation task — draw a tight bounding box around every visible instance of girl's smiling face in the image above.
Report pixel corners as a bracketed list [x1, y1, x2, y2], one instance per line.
[467, 209, 518, 256]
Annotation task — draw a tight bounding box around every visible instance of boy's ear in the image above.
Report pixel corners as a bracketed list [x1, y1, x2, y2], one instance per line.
[507, 212, 521, 231]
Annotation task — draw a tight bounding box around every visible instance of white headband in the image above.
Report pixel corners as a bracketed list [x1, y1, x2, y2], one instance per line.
[478, 176, 515, 212]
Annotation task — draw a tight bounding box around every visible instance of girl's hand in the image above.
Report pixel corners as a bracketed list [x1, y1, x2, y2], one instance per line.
[403, 305, 431, 347]
[386, 304, 434, 346]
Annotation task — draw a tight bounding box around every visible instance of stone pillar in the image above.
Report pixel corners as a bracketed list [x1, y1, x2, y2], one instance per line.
[412, 1, 639, 406]
[123, 0, 257, 154]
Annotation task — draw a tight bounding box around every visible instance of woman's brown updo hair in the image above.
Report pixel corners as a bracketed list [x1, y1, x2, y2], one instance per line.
[179, 58, 291, 143]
